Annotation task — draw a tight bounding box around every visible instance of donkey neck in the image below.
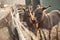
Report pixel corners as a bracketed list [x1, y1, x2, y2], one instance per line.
[38, 12, 50, 29]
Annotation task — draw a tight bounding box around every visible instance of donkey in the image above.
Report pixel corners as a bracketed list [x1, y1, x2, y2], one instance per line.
[23, 4, 38, 35]
[0, 6, 20, 40]
[34, 5, 60, 40]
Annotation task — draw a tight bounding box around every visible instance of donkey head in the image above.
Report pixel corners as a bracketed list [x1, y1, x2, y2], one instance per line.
[34, 5, 51, 23]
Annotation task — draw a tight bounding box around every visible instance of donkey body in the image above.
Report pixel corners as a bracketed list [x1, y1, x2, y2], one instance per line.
[47, 10, 60, 26]
[34, 6, 60, 40]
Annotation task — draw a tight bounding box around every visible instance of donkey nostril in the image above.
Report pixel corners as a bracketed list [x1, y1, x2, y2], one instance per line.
[32, 20, 36, 24]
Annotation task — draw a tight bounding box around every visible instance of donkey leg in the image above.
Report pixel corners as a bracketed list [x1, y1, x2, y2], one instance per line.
[37, 29, 42, 40]
[49, 29, 51, 40]
[42, 30, 47, 40]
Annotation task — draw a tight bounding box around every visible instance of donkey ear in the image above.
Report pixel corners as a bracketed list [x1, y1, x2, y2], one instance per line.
[42, 5, 51, 11]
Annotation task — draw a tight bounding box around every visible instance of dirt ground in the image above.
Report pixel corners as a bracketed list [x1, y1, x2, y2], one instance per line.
[0, 27, 11, 40]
